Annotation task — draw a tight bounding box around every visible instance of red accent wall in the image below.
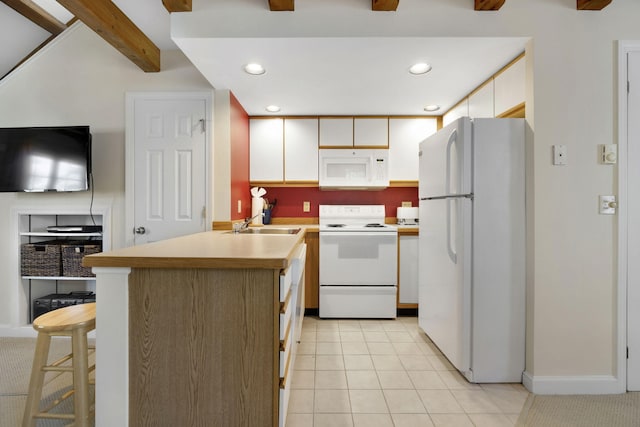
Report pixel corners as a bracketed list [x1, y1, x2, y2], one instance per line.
[229, 93, 251, 220]
[261, 187, 418, 219]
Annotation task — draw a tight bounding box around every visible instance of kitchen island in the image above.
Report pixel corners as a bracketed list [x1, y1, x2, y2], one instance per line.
[83, 230, 306, 427]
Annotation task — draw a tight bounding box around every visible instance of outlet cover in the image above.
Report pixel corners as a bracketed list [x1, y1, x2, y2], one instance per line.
[237, 200, 242, 213]
[303, 201, 311, 212]
[401, 201, 412, 207]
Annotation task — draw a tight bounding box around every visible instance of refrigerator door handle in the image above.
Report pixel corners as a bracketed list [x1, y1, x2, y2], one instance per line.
[447, 198, 457, 264]
[421, 194, 473, 201]
[445, 129, 457, 195]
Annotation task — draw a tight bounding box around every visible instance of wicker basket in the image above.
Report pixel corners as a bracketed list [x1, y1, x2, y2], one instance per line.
[21, 240, 63, 277]
[61, 241, 102, 277]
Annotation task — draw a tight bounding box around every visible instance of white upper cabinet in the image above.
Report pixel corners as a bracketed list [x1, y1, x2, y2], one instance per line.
[250, 118, 284, 181]
[284, 118, 319, 182]
[389, 118, 437, 181]
[443, 98, 469, 127]
[494, 56, 525, 116]
[468, 79, 495, 118]
[354, 118, 388, 147]
[319, 118, 353, 147]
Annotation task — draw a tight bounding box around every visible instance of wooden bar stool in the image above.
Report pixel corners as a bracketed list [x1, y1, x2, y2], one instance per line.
[22, 302, 96, 427]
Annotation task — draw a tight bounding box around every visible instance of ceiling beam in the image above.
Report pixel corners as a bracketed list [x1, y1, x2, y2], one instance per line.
[474, 0, 505, 10]
[56, 0, 160, 72]
[269, 0, 294, 11]
[577, 0, 612, 10]
[372, 0, 399, 11]
[1, 0, 67, 35]
[162, 0, 191, 13]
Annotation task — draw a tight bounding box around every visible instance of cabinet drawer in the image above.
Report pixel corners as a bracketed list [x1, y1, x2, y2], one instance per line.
[280, 290, 292, 340]
[278, 379, 291, 427]
[280, 267, 292, 302]
[279, 321, 293, 378]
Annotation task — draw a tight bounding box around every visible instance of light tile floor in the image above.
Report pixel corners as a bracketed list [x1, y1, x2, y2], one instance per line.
[286, 316, 529, 427]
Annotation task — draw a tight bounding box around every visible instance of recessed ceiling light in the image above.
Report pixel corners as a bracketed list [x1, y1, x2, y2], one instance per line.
[424, 105, 440, 112]
[243, 63, 266, 75]
[265, 105, 281, 113]
[409, 63, 432, 75]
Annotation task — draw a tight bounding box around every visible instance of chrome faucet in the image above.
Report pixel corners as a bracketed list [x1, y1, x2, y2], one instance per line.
[234, 212, 264, 232]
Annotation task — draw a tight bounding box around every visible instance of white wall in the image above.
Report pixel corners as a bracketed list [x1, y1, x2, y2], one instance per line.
[0, 22, 212, 329]
[172, 0, 640, 391]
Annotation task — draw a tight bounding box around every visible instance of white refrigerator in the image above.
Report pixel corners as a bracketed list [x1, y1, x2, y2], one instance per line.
[418, 117, 525, 383]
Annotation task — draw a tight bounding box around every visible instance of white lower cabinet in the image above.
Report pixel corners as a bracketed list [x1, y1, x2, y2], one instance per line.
[399, 234, 419, 304]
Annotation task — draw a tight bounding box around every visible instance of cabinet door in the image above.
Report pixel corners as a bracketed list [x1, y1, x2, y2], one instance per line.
[468, 79, 494, 118]
[443, 98, 469, 127]
[319, 118, 353, 147]
[284, 118, 319, 182]
[494, 56, 525, 117]
[354, 118, 388, 147]
[388, 118, 437, 182]
[399, 234, 419, 304]
[250, 118, 284, 181]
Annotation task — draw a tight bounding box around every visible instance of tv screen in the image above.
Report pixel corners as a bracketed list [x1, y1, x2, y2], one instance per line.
[0, 126, 91, 192]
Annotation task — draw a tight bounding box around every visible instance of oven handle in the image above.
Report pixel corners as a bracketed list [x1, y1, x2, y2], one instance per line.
[319, 231, 398, 237]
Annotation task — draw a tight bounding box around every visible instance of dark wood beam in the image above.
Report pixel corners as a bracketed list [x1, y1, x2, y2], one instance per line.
[577, 0, 612, 10]
[372, 0, 399, 11]
[474, 0, 505, 10]
[269, 0, 294, 11]
[56, 0, 160, 72]
[1, 0, 67, 35]
[162, 0, 191, 13]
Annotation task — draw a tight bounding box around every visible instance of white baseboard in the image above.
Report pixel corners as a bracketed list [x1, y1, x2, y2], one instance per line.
[0, 325, 38, 338]
[523, 370, 626, 394]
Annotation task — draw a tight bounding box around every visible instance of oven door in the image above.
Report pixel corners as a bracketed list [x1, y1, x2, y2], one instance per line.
[319, 231, 397, 286]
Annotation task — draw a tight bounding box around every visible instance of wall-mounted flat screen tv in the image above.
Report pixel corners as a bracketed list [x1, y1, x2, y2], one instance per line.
[0, 126, 92, 192]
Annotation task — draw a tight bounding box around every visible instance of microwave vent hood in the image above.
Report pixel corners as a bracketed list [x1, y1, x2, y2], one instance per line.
[319, 148, 389, 190]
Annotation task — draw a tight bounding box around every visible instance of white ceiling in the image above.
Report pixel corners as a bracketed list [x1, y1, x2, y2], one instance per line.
[0, 0, 527, 116]
[175, 36, 527, 116]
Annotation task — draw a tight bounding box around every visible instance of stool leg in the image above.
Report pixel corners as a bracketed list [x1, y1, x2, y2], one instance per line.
[72, 327, 91, 427]
[22, 333, 51, 427]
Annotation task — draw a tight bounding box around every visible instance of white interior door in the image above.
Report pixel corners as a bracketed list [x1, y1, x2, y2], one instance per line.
[129, 96, 208, 245]
[627, 51, 640, 391]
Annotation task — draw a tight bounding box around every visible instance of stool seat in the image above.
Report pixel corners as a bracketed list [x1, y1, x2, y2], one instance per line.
[33, 302, 96, 333]
[23, 302, 96, 427]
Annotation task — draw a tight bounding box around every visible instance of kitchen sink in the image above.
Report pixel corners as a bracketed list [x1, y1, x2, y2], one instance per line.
[229, 227, 301, 235]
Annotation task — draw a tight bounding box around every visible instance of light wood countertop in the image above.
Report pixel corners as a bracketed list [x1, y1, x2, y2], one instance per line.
[83, 229, 306, 270]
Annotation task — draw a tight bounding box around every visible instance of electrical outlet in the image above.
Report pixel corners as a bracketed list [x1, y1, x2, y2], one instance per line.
[401, 201, 412, 207]
[237, 200, 242, 213]
[303, 201, 311, 212]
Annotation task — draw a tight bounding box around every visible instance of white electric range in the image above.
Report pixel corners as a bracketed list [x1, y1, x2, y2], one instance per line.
[318, 205, 398, 318]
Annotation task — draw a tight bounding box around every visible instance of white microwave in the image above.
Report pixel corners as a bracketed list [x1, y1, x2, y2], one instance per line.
[319, 149, 389, 189]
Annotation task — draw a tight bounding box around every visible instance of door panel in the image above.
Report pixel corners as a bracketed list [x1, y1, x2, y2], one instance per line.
[418, 117, 471, 199]
[418, 198, 471, 374]
[133, 98, 207, 245]
[628, 51, 640, 391]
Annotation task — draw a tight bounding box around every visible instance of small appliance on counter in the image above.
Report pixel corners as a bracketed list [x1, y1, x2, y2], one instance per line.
[396, 207, 419, 225]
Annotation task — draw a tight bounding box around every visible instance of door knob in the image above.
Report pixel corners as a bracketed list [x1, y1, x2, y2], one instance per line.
[134, 226, 146, 235]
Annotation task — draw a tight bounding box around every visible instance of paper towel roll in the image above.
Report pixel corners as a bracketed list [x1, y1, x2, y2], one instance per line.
[251, 197, 264, 225]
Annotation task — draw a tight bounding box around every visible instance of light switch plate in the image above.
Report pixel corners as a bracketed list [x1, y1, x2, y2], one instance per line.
[553, 145, 567, 166]
[303, 201, 310, 212]
[401, 201, 412, 207]
[599, 195, 617, 215]
[237, 200, 242, 213]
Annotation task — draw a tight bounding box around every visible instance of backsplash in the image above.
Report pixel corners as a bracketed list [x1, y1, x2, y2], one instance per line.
[260, 187, 418, 218]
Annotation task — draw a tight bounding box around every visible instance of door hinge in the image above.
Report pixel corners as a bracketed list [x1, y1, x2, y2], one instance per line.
[627, 347, 629, 359]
